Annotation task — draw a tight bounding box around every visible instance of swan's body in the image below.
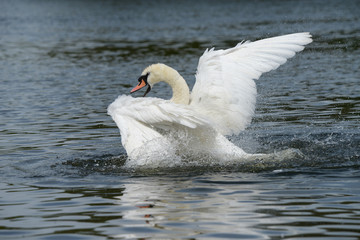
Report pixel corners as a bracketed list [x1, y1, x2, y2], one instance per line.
[108, 33, 312, 167]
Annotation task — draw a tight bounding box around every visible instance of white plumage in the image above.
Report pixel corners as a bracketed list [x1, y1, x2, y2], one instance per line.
[108, 32, 312, 167]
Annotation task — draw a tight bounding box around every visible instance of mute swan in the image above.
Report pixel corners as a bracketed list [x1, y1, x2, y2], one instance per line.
[108, 32, 312, 167]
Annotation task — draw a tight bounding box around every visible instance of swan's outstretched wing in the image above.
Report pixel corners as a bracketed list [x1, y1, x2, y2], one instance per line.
[191, 32, 312, 135]
[108, 95, 210, 155]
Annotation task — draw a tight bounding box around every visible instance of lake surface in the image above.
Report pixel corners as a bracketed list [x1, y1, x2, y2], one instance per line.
[1, 0, 359, 239]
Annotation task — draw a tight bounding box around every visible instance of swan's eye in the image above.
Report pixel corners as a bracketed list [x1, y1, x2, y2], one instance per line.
[138, 72, 149, 85]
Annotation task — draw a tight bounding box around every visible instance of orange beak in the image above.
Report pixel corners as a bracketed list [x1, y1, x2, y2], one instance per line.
[130, 79, 147, 93]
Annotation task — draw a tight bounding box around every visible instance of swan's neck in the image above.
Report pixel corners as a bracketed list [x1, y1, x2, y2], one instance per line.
[146, 64, 190, 105]
[167, 70, 190, 105]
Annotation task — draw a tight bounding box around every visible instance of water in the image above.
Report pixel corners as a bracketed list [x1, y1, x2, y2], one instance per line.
[1, 0, 359, 239]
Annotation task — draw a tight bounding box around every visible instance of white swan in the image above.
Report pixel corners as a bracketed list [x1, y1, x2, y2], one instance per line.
[108, 32, 312, 167]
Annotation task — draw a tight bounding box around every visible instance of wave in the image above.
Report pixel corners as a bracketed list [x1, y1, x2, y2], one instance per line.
[45, 32, 360, 65]
[62, 148, 303, 176]
[60, 130, 360, 176]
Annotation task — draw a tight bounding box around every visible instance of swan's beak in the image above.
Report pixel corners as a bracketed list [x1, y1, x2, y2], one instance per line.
[130, 79, 147, 93]
[130, 79, 151, 97]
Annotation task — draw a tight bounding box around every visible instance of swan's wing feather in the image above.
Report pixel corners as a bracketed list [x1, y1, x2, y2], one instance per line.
[191, 32, 312, 135]
[110, 96, 209, 128]
[108, 95, 210, 153]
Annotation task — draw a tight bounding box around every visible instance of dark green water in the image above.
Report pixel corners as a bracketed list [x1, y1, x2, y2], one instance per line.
[1, 0, 359, 239]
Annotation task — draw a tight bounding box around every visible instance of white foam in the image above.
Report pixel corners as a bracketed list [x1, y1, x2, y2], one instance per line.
[122, 131, 304, 171]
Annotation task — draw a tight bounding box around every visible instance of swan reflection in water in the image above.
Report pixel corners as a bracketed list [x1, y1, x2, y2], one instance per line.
[111, 177, 269, 239]
[108, 33, 312, 167]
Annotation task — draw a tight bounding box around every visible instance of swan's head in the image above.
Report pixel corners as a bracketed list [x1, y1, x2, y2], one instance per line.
[130, 64, 166, 97]
[130, 72, 152, 97]
[129, 63, 190, 104]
